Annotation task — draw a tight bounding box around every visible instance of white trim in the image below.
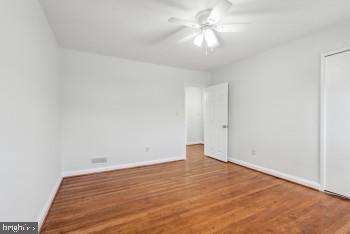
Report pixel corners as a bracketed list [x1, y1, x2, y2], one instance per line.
[186, 141, 204, 145]
[37, 175, 63, 230]
[320, 47, 350, 192]
[320, 53, 327, 191]
[229, 158, 320, 190]
[63, 156, 186, 177]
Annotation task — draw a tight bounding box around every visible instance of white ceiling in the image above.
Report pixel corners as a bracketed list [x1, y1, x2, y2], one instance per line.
[40, 0, 350, 71]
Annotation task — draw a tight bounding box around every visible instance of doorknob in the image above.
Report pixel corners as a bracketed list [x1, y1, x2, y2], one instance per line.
[222, 124, 228, 129]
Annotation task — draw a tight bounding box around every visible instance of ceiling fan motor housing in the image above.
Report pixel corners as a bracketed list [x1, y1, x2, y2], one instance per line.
[195, 9, 213, 25]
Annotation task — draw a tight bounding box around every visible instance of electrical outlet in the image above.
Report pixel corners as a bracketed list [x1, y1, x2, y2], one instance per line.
[251, 150, 256, 156]
[91, 157, 107, 164]
[145, 147, 150, 153]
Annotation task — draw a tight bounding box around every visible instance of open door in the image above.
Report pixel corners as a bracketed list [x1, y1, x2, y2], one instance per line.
[323, 50, 350, 198]
[204, 83, 228, 162]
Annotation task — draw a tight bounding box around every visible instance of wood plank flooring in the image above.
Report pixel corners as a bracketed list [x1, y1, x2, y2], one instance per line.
[41, 145, 350, 233]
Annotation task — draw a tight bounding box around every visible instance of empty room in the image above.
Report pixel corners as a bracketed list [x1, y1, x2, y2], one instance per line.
[1, 0, 350, 233]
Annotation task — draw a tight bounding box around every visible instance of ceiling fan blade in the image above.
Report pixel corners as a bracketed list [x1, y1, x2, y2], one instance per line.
[148, 27, 185, 44]
[178, 32, 199, 44]
[207, 0, 233, 24]
[214, 23, 246, 32]
[168, 17, 200, 29]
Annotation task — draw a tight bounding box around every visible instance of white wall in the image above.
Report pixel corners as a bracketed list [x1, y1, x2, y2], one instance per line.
[185, 87, 204, 145]
[60, 49, 210, 173]
[212, 20, 350, 186]
[0, 0, 61, 224]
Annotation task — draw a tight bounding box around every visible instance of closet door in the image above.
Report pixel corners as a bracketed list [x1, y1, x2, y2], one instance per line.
[204, 83, 228, 162]
[324, 50, 350, 198]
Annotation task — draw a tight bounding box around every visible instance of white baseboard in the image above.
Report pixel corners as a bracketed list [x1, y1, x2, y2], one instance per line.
[63, 156, 186, 177]
[38, 175, 63, 230]
[229, 158, 320, 190]
[186, 141, 204, 145]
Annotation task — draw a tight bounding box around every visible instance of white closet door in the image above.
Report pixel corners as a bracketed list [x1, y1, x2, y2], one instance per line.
[204, 83, 228, 162]
[325, 50, 350, 198]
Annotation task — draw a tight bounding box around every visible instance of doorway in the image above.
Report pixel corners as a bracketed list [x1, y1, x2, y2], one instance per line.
[185, 83, 229, 162]
[185, 86, 205, 147]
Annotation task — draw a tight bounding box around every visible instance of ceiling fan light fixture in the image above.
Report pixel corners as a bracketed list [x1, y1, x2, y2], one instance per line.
[204, 28, 219, 48]
[168, 0, 245, 53]
[193, 33, 204, 47]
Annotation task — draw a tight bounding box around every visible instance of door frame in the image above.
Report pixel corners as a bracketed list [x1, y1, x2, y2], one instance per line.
[320, 47, 350, 191]
[184, 83, 208, 158]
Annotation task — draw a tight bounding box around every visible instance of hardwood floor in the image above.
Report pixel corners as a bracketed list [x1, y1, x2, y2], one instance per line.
[41, 145, 350, 234]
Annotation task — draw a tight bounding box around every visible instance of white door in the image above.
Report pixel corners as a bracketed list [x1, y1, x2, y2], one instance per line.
[324, 50, 350, 198]
[204, 83, 228, 162]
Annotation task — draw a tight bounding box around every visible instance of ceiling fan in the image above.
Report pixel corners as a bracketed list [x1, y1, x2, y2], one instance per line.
[168, 0, 246, 53]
